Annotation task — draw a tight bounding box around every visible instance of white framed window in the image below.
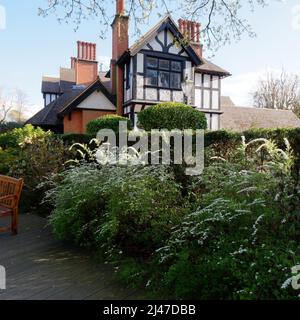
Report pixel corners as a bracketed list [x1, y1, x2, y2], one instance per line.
[203, 90, 210, 109]
[195, 73, 221, 110]
[195, 73, 202, 87]
[45, 94, 51, 106]
[211, 114, 219, 131]
[212, 76, 219, 89]
[205, 113, 211, 129]
[205, 113, 219, 130]
[203, 74, 211, 88]
[195, 88, 202, 108]
[212, 91, 219, 110]
[133, 113, 139, 130]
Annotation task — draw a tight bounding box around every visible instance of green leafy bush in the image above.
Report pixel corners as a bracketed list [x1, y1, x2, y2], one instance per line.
[9, 136, 73, 214]
[0, 124, 49, 149]
[205, 128, 300, 176]
[45, 132, 300, 300]
[138, 102, 207, 131]
[154, 138, 300, 299]
[97, 166, 185, 257]
[48, 164, 185, 256]
[86, 115, 132, 135]
[0, 147, 17, 174]
[57, 133, 94, 146]
[48, 164, 108, 245]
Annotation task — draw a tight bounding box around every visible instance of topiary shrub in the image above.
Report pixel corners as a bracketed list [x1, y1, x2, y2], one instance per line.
[138, 102, 207, 131]
[86, 115, 132, 135]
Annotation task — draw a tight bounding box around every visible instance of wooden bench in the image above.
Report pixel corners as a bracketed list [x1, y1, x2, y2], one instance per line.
[0, 175, 24, 235]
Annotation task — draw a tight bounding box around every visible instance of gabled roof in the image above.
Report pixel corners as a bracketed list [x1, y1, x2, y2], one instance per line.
[58, 77, 116, 117]
[195, 58, 231, 77]
[221, 96, 236, 107]
[118, 15, 203, 66]
[220, 103, 300, 132]
[26, 88, 85, 127]
[27, 77, 116, 128]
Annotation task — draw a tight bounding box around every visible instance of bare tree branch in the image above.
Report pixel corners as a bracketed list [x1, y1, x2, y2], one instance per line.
[252, 70, 300, 118]
[0, 88, 14, 124]
[0, 88, 28, 124]
[38, 0, 277, 52]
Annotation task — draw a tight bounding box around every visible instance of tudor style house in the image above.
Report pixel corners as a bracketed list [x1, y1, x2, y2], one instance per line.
[27, 0, 300, 133]
[27, 0, 231, 133]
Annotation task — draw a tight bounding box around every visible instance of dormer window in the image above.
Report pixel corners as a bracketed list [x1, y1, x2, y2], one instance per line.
[146, 56, 182, 90]
[44, 93, 59, 107]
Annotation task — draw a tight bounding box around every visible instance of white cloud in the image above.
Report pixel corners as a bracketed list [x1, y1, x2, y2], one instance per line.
[222, 68, 281, 107]
[98, 56, 111, 72]
[292, 5, 300, 31]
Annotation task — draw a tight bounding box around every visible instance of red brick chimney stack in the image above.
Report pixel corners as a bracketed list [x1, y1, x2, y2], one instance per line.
[71, 41, 98, 85]
[178, 19, 202, 58]
[111, 0, 129, 116]
[116, 0, 125, 14]
[77, 41, 96, 61]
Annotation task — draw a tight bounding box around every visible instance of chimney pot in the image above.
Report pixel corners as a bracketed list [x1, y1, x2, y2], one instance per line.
[178, 18, 202, 57]
[196, 23, 200, 42]
[178, 19, 201, 43]
[88, 43, 91, 60]
[116, 0, 125, 15]
[71, 57, 76, 69]
[182, 20, 186, 36]
[76, 41, 97, 61]
[77, 41, 81, 59]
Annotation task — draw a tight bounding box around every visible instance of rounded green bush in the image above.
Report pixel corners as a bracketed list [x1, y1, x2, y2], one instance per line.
[138, 102, 207, 131]
[86, 115, 132, 135]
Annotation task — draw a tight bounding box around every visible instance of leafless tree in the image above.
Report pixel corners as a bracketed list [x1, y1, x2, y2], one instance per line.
[252, 70, 300, 118]
[0, 88, 14, 124]
[38, 0, 276, 52]
[0, 88, 28, 124]
[9, 88, 28, 124]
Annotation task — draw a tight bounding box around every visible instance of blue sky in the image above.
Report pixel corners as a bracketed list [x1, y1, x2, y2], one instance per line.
[0, 0, 300, 115]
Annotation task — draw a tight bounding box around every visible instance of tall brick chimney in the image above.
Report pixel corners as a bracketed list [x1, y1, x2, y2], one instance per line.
[111, 0, 129, 115]
[178, 19, 202, 58]
[71, 41, 98, 85]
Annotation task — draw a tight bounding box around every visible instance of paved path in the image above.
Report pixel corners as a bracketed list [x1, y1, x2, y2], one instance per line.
[0, 214, 143, 300]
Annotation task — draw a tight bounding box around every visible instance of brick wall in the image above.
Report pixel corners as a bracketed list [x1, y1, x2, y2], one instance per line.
[63, 109, 115, 133]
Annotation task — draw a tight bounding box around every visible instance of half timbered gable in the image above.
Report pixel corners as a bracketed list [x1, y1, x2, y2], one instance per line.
[117, 15, 230, 130]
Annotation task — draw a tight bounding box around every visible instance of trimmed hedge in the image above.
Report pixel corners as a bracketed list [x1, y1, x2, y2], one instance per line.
[138, 102, 207, 131]
[57, 127, 300, 159]
[0, 122, 22, 134]
[205, 128, 300, 156]
[57, 133, 94, 146]
[86, 115, 132, 135]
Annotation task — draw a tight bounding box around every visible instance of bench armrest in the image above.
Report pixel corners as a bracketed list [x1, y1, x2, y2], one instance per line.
[0, 195, 16, 208]
[0, 195, 16, 201]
